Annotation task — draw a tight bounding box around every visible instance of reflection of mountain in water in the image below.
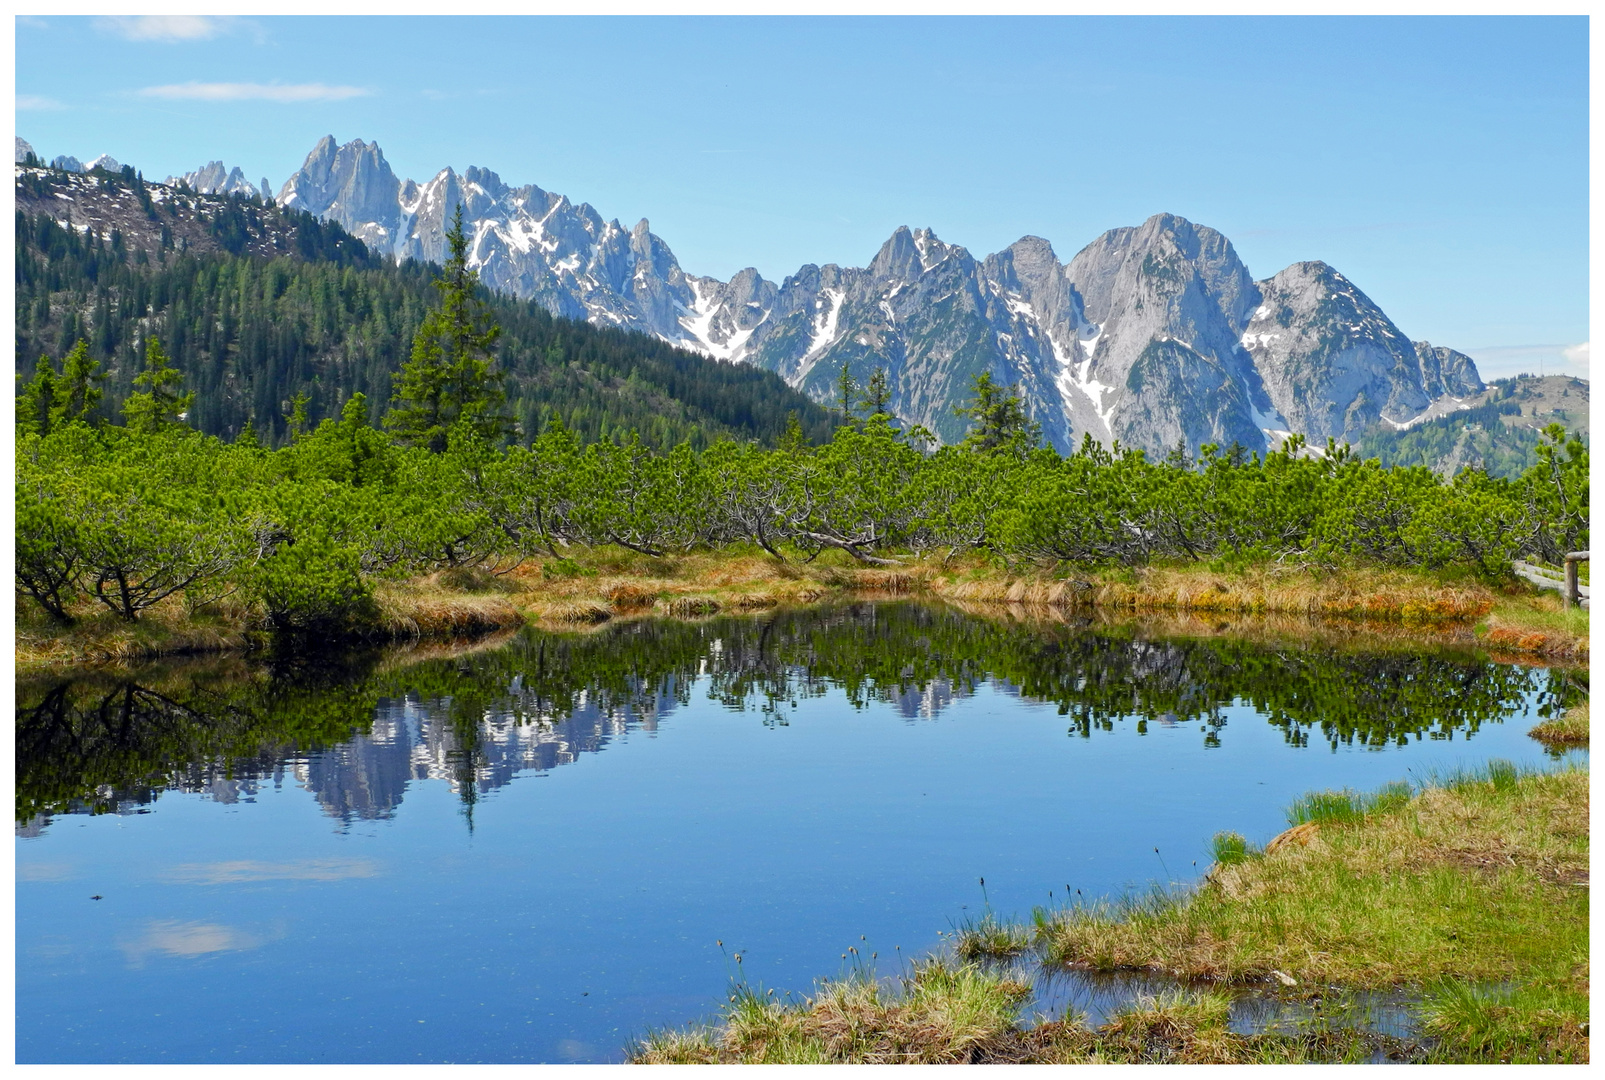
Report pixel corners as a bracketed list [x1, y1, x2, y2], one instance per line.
[890, 678, 961, 720]
[296, 679, 682, 825]
[17, 603, 1581, 834]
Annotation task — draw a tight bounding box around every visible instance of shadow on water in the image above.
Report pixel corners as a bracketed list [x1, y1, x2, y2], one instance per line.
[16, 601, 1586, 833]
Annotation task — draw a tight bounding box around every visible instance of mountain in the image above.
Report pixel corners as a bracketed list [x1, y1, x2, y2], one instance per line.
[15, 137, 34, 163]
[1243, 261, 1484, 444]
[167, 160, 265, 199]
[15, 162, 839, 450]
[277, 135, 1489, 456]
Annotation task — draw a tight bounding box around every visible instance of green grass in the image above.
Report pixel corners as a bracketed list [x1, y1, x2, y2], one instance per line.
[1285, 779, 1412, 826]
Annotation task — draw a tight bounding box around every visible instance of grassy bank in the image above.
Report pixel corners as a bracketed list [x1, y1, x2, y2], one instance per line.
[16, 547, 1588, 671]
[14, 581, 526, 672]
[634, 764, 1589, 1064]
[630, 960, 1410, 1064]
[1530, 700, 1590, 748]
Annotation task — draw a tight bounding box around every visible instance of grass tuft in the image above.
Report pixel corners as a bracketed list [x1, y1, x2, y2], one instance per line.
[953, 913, 1033, 961]
[1530, 700, 1589, 748]
[1211, 831, 1257, 866]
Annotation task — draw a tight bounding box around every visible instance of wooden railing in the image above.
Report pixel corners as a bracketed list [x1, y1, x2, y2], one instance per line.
[1513, 554, 1591, 609]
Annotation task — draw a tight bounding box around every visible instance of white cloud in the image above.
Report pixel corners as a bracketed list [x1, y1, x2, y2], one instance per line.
[17, 15, 48, 29]
[97, 16, 225, 42]
[16, 94, 65, 111]
[1561, 341, 1589, 368]
[137, 82, 371, 103]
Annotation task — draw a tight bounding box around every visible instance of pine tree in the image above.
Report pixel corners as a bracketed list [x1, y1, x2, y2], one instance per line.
[122, 336, 194, 433]
[53, 339, 106, 426]
[836, 361, 860, 428]
[860, 366, 894, 422]
[18, 354, 58, 436]
[954, 371, 1041, 454]
[779, 410, 808, 455]
[285, 390, 312, 440]
[386, 205, 508, 452]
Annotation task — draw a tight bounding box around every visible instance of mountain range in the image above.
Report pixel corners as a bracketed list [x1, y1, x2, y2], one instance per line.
[19, 132, 1491, 456]
[270, 135, 1484, 454]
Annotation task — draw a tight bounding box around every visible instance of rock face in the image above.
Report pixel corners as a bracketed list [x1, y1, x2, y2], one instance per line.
[1242, 262, 1482, 443]
[50, 154, 83, 173]
[15, 137, 34, 163]
[168, 160, 262, 198]
[276, 135, 1484, 454]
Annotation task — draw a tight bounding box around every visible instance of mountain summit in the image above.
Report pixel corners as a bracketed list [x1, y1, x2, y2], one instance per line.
[277, 136, 1483, 454]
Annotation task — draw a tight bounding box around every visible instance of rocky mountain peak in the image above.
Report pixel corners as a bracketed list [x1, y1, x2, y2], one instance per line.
[169, 160, 261, 198]
[869, 226, 922, 282]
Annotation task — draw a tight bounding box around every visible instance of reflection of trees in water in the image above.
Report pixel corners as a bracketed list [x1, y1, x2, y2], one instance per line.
[17, 603, 1580, 832]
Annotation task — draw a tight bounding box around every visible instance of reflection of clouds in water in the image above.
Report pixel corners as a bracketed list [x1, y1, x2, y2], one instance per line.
[159, 857, 381, 885]
[17, 862, 76, 882]
[120, 919, 278, 966]
[556, 1039, 596, 1062]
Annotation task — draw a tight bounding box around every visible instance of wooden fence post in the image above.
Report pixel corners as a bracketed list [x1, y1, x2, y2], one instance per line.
[1563, 551, 1588, 609]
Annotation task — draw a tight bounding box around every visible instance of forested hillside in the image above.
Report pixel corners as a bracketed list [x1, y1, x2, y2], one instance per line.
[14, 164, 837, 449]
[1357, 375, 1589, 479]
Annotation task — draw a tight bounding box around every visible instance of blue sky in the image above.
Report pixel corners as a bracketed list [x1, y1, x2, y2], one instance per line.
[16, 15, 1589, 378]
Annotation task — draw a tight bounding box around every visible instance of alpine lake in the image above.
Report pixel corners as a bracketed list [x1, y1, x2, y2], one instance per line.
[16, 601, 1587, 1063]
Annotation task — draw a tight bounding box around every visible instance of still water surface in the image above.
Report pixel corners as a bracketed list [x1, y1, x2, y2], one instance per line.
[16, 603, 1583, 1062]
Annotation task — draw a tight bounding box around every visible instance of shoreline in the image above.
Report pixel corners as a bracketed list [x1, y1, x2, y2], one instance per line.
[15, 553, 1589, 674]
[634, 758, 1590, 1064]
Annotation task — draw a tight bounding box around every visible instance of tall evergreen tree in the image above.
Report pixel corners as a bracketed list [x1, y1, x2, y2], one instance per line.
[122, 336, 194, 433]
[53, 339, 106, 426]
[18, 354, 57, 436]
[836, 361, 860, 429]
[954, 371, 1041, 454]
[860, 366, 893, 422]
[386, 205, 508, 452]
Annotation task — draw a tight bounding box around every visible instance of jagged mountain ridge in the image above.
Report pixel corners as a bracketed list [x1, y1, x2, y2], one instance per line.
[270, 134, 1485, 454]
[166, 160, 270, 200]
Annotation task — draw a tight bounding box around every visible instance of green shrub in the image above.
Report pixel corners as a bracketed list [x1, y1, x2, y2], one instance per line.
[253, 537, 377, 636]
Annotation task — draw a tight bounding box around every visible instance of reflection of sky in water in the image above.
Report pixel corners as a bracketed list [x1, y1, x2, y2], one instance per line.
[15, 612, 1585, 1063]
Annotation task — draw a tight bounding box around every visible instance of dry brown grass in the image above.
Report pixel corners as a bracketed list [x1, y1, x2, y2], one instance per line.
[1478, 588, 1590, 662]
[498, 549, 923, 621]
[372, 583, 525, 638]
[931, 562, 1495, 625]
